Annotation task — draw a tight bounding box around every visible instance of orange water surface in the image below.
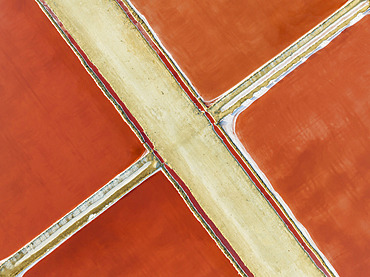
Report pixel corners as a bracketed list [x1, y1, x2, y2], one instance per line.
[236, 16, 370, 276]
[0, 0, 144, 259]
[130, 0, 346, 102]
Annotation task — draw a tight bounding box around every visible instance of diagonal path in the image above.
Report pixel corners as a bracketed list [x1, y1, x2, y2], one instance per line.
[0, 153, 160, 276]
[35, 0, 329, 275]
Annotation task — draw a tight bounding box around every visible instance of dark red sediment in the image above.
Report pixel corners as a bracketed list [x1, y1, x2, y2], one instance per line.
[26, 172, 239, 277]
